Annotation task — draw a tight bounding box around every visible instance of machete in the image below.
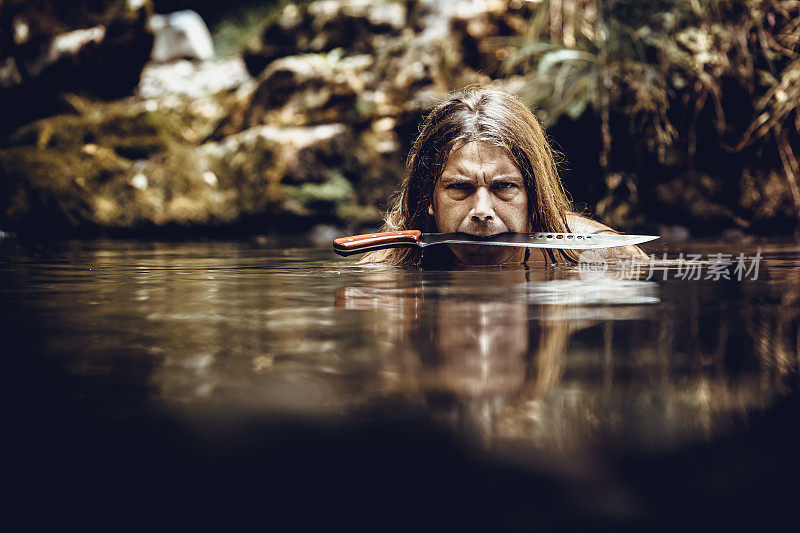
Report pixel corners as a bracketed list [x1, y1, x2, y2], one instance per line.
[333, 230, 659, 256]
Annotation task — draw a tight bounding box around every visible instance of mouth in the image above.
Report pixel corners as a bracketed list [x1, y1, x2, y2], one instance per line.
[447, 239, 512, 255]
[447, 242, 518, 266]
[459, 230, 506, 240]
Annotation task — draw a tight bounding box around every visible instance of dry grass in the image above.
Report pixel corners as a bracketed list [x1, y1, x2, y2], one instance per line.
[502, 0, 800, 218]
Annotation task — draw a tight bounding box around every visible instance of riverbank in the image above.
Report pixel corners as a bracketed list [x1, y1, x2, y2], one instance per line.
[1, 0, 798, 239]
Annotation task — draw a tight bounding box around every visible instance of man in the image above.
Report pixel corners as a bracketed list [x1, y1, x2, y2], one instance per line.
[362, 86, 645, 266]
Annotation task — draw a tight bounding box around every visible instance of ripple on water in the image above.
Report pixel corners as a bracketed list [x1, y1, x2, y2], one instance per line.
[1, 239, 797, 456]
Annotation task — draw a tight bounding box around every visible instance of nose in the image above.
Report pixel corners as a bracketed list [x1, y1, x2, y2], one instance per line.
[469, 187, 495, 222]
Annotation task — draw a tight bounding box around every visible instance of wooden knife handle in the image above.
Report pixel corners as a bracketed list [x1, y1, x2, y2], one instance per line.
[333, 230, 422, 256]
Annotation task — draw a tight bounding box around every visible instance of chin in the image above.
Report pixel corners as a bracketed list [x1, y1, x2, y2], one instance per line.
[449, 244, 520, 266]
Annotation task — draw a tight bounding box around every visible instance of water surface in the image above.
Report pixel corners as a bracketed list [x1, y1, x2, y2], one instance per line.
[3, 238, 798, 526]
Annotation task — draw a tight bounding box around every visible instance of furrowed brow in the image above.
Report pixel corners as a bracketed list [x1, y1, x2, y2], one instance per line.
[439, 174, 475, 182]
[489, 174, 524, 182]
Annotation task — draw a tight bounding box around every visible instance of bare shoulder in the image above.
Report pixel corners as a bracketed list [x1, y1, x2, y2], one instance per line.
[566, 213, 648, 260]
[566, 213, 617, 234]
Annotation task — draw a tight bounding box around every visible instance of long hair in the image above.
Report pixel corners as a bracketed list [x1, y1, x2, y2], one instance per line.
[365, 86, 579, 266]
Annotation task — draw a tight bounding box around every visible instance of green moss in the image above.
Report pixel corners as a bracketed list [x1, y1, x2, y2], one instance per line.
[211, 2, 282, 57]
[5, 103, 186, 160]
[285, 171, 355, 211]
[336, 203, 382, 225]
[0, 146, 130, 230]
[206, 137, 284, 216]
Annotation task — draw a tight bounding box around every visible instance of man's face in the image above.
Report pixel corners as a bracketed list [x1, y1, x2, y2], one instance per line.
[429, 140, 530, 265]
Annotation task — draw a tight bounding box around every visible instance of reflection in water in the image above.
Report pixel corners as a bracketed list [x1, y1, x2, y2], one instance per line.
[332, 263, 797, 453]
[336, 268, 661, 450]
[2, 240, 798, 458]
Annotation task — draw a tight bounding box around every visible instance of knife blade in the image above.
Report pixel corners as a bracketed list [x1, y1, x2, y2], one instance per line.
[333, 230, 658, 256]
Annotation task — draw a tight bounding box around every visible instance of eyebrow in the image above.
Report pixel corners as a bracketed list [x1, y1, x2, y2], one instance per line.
[439, 174, 523, 183]
[439, 175, 473, 182]
[439, 174, 525, 183]
[488, 174, 523, 182]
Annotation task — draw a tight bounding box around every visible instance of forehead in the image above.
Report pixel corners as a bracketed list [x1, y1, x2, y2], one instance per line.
[442, 140, 520, 176]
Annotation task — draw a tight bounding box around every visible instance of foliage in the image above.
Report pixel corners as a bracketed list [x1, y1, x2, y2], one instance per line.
[209, 1, 282, 57]
[502, 0, 800, 216]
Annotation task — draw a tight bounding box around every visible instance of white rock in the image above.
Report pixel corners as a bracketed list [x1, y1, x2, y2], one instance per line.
[214, 123, 347, 153]
[51, 26, 105, 57]
[27, 26, 106, 76]
[202, 171, 218, 187]
[148, 10, 214, 63]
[131, 173, 149, 190]
[128, 0, 148, 11]
[308, 0, 406, 30]
[138, 58, 250, 99]
[13, 17, 30, 45]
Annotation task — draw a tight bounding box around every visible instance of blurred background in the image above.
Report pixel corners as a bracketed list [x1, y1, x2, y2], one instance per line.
[1, 0, 798, 239]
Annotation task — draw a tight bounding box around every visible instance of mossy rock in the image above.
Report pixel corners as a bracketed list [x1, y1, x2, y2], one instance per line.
[284, 171, 354, 215]
[0, 146, 130, 232]
[5, 102, 188, 159]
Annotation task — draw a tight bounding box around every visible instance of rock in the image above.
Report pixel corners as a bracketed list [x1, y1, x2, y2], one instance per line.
[219, 52, 373, 134]
[0, 0, 153, 133]
[229, 0, 489, 159]
[148, 10, 214, 63]
[0, 0, 533, 236]
[202, 171, 218, 187]
[199, 123, 375, 220]
[0, 0, 797, 237]
[0, 96, 227, 233]
[307, 0, 406, 52]
[0, 145, 131, 233]
[137, 58, 251, 99]
[241, 5, 311, 76]
[243, 0, 406, 77]
[25, 26, 108, 77]
[0, 96, 383, 235]
[201, 122, 350, 184]
[241, 0, 476, 107]
[448, 0, 535, 79]
[130, 173, 149, 190]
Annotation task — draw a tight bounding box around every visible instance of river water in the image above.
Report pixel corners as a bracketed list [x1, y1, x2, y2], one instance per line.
[3, 237, 799, 527]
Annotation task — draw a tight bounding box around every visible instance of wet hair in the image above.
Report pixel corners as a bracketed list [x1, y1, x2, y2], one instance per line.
[364, 85, 579, 266]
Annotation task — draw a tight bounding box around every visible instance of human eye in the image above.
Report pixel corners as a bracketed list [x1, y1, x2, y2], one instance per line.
[446, 182, 474, 191]
[492, 181, 518, 190]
